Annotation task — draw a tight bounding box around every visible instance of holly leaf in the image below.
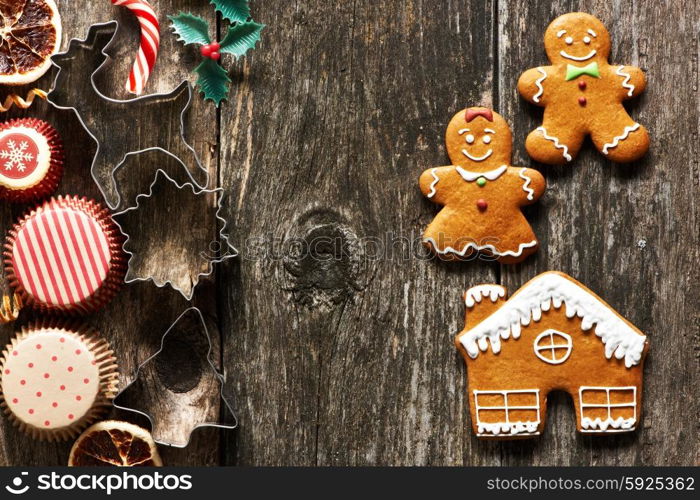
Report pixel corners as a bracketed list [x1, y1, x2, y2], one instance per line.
[211, 0, 250, 23]
[219, 21, 264, 58]
[168, 12, 211, 45]
[195, 58, 231, 106]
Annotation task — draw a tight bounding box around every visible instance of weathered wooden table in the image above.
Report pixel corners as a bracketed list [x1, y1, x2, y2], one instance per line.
[0, 0, 697, 466]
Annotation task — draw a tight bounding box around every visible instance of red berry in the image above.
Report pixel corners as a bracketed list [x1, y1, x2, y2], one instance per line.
[210, 42, 220, 51]
[578, 80, 587, 90]
[476, 199, 488, 211]
[210, 51, 221, 61]
[578, 96, 587, 106]
[200, 44, 212, 57]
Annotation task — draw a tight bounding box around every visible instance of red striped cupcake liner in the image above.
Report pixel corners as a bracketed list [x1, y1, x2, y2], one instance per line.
[3, 195, 127, 315]
[0, 320, 119, 442]
[0, 118, 64, 203]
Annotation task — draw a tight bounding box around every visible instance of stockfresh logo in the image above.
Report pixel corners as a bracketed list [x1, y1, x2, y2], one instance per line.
[5, 470, 193, 496]
[5, 471, 30, 495]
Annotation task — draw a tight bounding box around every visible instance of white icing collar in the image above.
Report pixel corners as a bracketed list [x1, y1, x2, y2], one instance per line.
[456, 165, 507, 182]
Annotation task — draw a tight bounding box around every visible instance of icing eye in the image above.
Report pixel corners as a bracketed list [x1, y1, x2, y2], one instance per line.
[583, 36, 591, 44]
[565, 36, 573, 45]
[482, 135, 492, 144]
[466, 134, 475, 144]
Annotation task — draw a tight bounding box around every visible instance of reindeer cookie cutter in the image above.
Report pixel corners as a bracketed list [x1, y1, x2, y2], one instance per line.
[114, 307, 237, 447]
[111, 169, 237, 300]
[47, 21, 208, 210]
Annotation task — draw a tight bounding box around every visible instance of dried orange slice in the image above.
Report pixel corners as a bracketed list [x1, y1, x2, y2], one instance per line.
[68, 421, 163, 467]
[0, 0, 61, 85]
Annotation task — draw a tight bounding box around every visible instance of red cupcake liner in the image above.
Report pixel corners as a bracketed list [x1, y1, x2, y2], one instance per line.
[0, 118, 64, 203]
[4, 195, 126, 315]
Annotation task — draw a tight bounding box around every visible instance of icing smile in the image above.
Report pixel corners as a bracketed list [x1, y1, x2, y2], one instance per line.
[559, 49, 597, 61]
[462, 149, 493, 162]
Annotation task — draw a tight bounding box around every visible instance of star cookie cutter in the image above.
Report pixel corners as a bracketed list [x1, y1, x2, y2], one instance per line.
[113, 307, 237, 447]
[112, 168, 237, 301]
[47, 21, 208, 210]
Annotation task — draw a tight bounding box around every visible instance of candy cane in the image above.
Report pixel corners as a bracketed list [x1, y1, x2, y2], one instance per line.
[111, 0, 160, 95]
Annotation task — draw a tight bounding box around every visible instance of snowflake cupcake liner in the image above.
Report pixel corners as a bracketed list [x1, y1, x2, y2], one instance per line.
[0, 118, 65, 203]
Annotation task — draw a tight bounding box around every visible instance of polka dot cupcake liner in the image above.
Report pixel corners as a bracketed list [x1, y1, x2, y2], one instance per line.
[4, 195, 127, 315]
[0, 320, 119, 442]
[0, 118, 64, 203]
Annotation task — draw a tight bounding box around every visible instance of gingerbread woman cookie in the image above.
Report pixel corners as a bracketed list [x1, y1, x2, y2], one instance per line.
[419, 107, 545, 264]
[518, 13, 649, 164]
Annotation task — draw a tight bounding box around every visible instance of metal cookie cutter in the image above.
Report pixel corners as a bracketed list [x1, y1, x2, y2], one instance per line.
[47, 21, 208, 210]
[113, 307, 237, 447]
[111, 168, 237, 300]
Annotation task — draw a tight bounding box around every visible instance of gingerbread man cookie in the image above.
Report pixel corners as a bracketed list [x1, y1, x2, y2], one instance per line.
[518, 13, 649, 164]
[419, 107, 545, 264]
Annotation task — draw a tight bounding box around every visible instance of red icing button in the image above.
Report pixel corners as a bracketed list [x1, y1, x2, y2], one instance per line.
[578, 97, 587, 106]
[578, 81, 586, 90]
[476, 199, 488, 211]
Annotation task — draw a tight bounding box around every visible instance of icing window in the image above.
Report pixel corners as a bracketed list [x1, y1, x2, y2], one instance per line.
[472, 389, 541, 437]
[533, 329, 572, 364]
[578, 386, 637, 433]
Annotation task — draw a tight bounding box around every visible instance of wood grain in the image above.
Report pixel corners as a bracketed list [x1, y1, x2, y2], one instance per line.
[0, 0, 697, 466]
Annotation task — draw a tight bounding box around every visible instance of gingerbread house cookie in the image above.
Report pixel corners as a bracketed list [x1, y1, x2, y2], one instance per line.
[454, 272, 648, 439]
[419, 107, 545, 264]
[518, 13, 649, 164]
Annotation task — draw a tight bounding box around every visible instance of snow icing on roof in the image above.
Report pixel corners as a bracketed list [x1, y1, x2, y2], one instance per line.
[464, 284, 506, 308]
[458, 273, 646, 368]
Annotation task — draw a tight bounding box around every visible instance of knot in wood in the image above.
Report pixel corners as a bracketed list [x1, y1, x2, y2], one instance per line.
[284, 210, 365, 308]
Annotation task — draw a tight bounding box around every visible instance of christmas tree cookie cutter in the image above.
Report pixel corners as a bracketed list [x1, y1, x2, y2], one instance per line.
[46, 20, 208, 210]
[113, 307, 237, 447]
[111, 168, 237, 301]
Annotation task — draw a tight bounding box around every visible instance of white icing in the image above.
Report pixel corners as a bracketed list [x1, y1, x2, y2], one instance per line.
[602, 123, 640, 154]
[477, 421, 540, 436]
[424, 237, 537, 258]
[426, 168, 439, 198]
[556, 29, 566, 38]
[462, 148, 492, 162]
[473, 389, 541, 436]
[581, 417, 636, 432]
[615, 65, 635, 97]
[518, 167, 535, 200]
[587, 29, 597, 37]
[466, 134, 475, 144]
[583, 36, 591, 44]
[482, 135, 491, 144]
[533, 67, 547, 103]
[484, 128, 495, 134]
[458, 128, 470, 134]
[456, 165, 507, 181]
[560, 49, 596, 61]
[536, 126, 572, 161]
[457, 272, 647, 368]
[564, 36, 573, 45]
[579, 386, 637, 433]
[533, 329, 572, 365]
[464, 284, 506, 308]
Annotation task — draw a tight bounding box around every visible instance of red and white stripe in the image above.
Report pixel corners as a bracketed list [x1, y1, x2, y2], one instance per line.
[112, 0, 160, 95]
[12, 202, 111, 307]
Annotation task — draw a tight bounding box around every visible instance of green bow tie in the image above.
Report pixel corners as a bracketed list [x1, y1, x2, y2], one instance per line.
[565, 62, 600, 81]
